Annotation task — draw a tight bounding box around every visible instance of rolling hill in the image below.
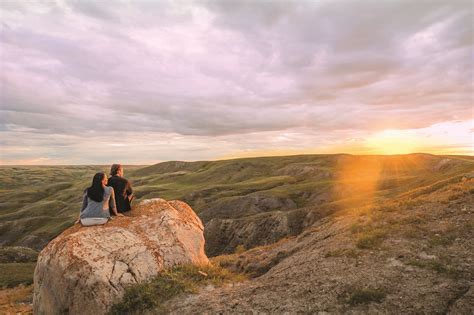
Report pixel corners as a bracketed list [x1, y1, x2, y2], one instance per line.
[2, 154, 472, 253]
[0, 154, 473, 288]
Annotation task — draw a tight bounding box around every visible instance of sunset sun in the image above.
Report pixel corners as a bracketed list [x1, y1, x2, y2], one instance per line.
[366, 130, 423, 155]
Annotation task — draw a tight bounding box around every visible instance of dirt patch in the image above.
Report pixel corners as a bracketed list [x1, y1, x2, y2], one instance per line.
[0, 285, 33, 314]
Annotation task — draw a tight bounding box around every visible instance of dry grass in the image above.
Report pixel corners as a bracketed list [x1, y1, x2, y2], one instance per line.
[324, 248, 359, 258]
[0, 263, 36, 288]
[108, 263, 247, 315]
[355, 228, 388, 249]
[348, 288, 386, 305]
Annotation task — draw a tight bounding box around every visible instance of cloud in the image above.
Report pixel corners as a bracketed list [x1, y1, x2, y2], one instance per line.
[0, 0, 472, 163]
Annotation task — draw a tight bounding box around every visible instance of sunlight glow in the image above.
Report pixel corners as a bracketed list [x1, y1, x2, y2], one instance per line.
[366, 130, 425, 155]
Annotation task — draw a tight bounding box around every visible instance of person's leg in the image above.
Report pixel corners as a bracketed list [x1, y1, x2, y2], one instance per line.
[80, 218, 109, 226]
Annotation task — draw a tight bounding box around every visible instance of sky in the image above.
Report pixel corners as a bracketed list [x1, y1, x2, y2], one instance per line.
[0, 0, 473, 165]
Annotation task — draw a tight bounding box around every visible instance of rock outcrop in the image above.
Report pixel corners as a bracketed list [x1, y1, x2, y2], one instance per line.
[33, 199, 209, 315]
[204, 206, 334, 256]
[198, 194, 297, 223]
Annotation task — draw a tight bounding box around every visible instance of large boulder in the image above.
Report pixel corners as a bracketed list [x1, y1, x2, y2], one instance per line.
[33, 199, 209, 315]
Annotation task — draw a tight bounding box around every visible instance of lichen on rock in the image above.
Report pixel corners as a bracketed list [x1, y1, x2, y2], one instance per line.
[33, 198, 209, 315]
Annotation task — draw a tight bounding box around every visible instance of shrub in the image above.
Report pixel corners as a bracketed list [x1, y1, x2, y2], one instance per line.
[324, 248, 359, 258]
[348, 288, 386, 305]
[234, 244, 246, 254]
[350, 223, 366, 234]
[108, 263, 247, 314]
[427, 224, 467, 248]
[428, 234, 456, 247]
[407, 259, 463, 279]
[355, 228, 388, 249]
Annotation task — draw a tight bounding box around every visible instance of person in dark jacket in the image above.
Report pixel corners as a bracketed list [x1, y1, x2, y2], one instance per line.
[107, 164, 134, 214]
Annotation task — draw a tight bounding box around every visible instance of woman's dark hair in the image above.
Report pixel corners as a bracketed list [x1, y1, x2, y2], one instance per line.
[87, 172, 105, 202]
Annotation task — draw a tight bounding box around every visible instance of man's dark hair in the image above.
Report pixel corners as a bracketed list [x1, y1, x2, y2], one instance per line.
[110, 164, 122, 176]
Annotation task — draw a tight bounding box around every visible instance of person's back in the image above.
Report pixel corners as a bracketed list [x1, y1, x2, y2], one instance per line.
[78, 172, 122, 226]
[107, 164, 133, 213]
[80, 186, 115, 220]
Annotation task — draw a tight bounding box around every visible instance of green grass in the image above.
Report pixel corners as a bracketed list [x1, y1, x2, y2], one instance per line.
[324, 248, 359, 258]
[428, 233, 457, 247]
[350, 222, 368, 234]
[407, 259, 463, 278]
[0, 263, 37, 288]
[108, 263, 247, 315]
[0, 247, 38, 263]
[348, 288, 386, 305]
[355, 228, 388, 249]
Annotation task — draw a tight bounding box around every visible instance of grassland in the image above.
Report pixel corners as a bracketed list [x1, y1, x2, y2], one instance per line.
[0, 165, 143, 250]
[1, 154, 473, 249]
[0, 154, 473, 287]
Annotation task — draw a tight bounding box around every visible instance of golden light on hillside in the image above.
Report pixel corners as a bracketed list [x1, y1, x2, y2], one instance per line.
[333, 156, 383, 212]
[331, 154, 438, 217]
[366, 130, 423, 155]
[331, 154, 427, 213]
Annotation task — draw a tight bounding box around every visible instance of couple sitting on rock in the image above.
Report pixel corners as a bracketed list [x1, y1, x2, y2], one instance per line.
[78, 164, 134, 226]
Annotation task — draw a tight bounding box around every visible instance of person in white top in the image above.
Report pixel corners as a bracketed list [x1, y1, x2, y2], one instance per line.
[76, 172, 124, 226]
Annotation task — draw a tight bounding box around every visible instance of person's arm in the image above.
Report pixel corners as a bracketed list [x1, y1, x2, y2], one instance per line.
[76, 192, 87, 224]
[125, 179, 134, 205]
[81, 192, 88, 212]
[109, 187, 122, 216]
[126, 179, 133, 195]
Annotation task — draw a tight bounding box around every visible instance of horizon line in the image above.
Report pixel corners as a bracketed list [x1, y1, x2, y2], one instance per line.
[1, 152, 473, 167]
